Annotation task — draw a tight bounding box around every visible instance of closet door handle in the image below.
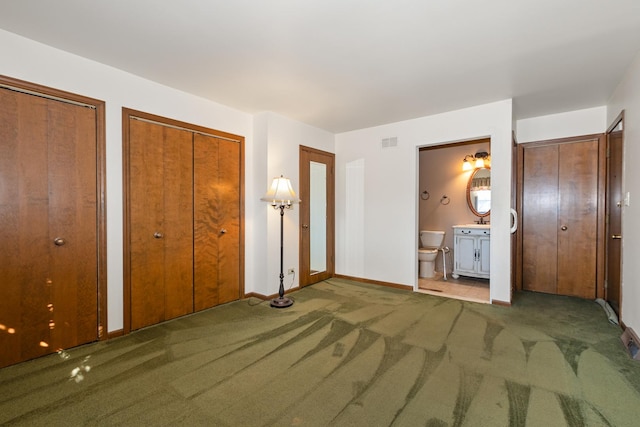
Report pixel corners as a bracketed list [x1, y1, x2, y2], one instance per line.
[220, 229, 227, 234]
[560, 225, 568, 231]
[612, 234, 622, 240]
[153, 232, 164, 239]
[53, 237, 66, 246]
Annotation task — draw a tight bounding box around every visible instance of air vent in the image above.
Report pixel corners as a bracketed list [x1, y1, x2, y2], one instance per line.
[622, 327, 640, 361]
[381, 137, 398, 149]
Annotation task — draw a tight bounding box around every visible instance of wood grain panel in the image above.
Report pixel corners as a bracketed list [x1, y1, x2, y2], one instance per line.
[522, 144, 558, 294]
[125, 109, 243, 330]
[216, 138, 241, 304]
[606, 128, 623, 314]
[161, 126, 193, 320]
[129, 119, 193, 328]
[194, 134, 220, 310]
[130, 119, 167, 330]
[557, 140, 598, 298]
[48, 100, 98, 349]
[0, 89, 22, 366]
[193, 134, 241, 309]
[0, 90, 50, 365]
[0, 87, 100, 368]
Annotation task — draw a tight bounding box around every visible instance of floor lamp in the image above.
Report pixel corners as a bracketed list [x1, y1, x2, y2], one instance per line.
[261, 175, 299, 308]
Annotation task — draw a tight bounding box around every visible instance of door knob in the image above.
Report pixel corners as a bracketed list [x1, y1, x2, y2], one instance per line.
[302, 224, 309, 229]
[220, 229, 227, 234]
[560, 225, 568, 231]
[153, 232, 164, 239]
[53, 237, 66, 246]
[612, 234, 622, 240]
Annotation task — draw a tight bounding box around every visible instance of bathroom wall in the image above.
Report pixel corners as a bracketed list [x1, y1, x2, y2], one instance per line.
[418, 140, 490, 274]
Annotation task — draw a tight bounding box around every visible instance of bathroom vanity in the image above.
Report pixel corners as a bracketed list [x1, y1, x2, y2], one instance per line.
[451, 224, 490, 279]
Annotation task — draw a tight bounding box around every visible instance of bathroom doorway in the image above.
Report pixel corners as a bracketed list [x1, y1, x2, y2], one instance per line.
[417, 138, 491, 303]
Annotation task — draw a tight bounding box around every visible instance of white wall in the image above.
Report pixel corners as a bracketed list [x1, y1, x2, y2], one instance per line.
[516, 106, 607, 143]
[0, 29, 254, 333]
[253, 112, 335, 296]
[335, 100, 513, 303]
[608, 51, 640, 333]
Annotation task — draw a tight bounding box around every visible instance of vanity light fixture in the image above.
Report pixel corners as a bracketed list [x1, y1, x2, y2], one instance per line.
[474, 151, 490, 168]
[462, 155, 475, 171]
[462, 151, 490, 171]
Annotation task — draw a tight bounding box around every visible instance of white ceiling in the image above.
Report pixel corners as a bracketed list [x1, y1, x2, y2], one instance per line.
[1, 0, 639, 133]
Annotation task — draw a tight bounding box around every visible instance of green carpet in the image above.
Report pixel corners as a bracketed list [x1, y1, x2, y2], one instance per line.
[1, 278, 639, 426]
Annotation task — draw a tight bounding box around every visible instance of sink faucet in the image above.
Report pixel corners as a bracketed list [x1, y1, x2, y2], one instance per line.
[476, 217, 487, 224]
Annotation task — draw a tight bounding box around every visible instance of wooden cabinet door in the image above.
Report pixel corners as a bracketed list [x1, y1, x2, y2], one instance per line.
[193, 134, 241, 310]
[522, 138, 600, 298]
[455, 235, 477, 274]
[0, 89, 98, 368]
[129, 119, 193, 330]
[478, 236, 491, 276]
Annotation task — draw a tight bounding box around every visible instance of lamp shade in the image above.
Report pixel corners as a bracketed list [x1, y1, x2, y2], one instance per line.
[261, 175, 299, 206]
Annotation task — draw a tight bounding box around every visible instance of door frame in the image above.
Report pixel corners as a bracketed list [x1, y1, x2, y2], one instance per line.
[122, 108, 245, 334]
[299, 145, 335, 287]
[605, 110, 624, 318]
[0, 75, 108, 341]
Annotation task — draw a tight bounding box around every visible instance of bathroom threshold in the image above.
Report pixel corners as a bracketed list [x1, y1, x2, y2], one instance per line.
[417, 272, 490, 304]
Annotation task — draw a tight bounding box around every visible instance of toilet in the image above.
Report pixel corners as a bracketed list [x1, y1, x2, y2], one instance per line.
[418, 230, 445, 278]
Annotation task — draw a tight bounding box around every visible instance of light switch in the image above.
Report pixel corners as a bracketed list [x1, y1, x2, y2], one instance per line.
[624, 192, 631, 207]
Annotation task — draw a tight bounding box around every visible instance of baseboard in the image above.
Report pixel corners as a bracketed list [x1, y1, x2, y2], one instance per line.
[333, 274, 413, 291]
[491, 299, 512, 307]
[107, 329, 124, 339]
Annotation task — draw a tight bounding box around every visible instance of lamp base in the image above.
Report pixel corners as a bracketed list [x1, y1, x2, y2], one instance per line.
[270, 296, 294, 308]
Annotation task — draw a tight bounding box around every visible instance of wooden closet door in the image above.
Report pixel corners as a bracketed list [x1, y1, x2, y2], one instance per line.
[557, 140, 598, 298]
[521, 138, 600, 298]
[193, 134, 241, 310]
[0, 89, 98, 367]
[129, 119, 193, 330]
[48, 101, 99, 349]
[522, 145, 559, 294]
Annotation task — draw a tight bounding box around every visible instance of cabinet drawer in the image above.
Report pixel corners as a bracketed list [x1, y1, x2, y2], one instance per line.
[453, 227, 490, 236]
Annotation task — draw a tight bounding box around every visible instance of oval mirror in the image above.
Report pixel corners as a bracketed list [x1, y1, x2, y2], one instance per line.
[466, 167, 491, 218]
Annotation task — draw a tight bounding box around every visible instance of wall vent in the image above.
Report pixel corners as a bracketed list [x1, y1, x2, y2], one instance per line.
[621, 327, 640, 361]
[381, 137, 398, 149]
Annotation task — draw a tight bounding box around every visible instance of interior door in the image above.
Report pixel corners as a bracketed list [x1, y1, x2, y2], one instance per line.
[522, 144, 559, 294]
[0, 86, 100, 368]
[606, 114, 624, 316]
[194, 133, 242, 310]
[128, 118, 194, 330]
[521, 137, 601, 299]
[299, 146, 335, 286]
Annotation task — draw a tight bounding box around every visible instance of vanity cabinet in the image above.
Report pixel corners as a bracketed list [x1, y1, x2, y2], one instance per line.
[452, 226, 490, 279]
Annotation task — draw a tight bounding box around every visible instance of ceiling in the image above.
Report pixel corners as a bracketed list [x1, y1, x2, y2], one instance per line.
[1, 0, 639, 133]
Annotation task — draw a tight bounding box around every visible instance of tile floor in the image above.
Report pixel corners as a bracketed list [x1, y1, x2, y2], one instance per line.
[417, 272, 490, 303]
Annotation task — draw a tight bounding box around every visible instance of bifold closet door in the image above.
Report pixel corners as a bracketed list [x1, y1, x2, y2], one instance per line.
[0, 89, 98, 368]
[129, 119, 194, 330]
[194, 133, 241, 310]
[522, 139, 599, 298]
